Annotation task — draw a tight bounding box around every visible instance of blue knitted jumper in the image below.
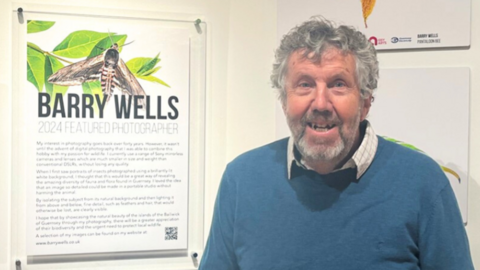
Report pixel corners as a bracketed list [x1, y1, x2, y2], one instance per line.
[200, 137, 473, 270]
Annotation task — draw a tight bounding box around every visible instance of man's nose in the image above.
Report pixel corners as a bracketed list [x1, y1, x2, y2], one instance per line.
[310, 84, 331, 112]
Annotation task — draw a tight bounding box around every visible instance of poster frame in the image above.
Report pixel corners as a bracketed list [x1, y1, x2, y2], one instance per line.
[11, 3, 206, 269]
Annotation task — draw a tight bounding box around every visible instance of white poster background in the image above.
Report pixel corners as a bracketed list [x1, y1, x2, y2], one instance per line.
[277, 0, 471, 50]
[25, 15, 191, 255]
[275, 68, 470, 223]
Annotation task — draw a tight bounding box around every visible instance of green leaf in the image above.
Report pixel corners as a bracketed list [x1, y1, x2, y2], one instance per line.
[126, 57, 150, 74]
[45, 55, 68, 95]
[27, 45, 46, 92]
[126, 55, 160, 75]
[82, 81, 104, 113]
[88, 34, 128, 58]
[126, 55, 169, 87]
[27, 20, 55, 34]
[27, 42, 44, 53]
[140, 66, 161, 76]
[137, 53, 160, 75]
[138, 75, 170, 87]
[53, 31, 111, 59]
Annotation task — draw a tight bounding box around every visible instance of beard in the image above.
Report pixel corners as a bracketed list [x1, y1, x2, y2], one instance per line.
[287, 105, 363, 163]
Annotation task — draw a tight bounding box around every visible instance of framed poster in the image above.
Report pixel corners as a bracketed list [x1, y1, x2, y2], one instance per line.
[12, 4, 206, 268]
[277, 0, 471, 50]
[275, 67, 470, 223]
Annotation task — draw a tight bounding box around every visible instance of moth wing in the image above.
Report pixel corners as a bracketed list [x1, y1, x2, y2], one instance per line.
[115, 59, 147, 97]
[48, 55, 104, 86]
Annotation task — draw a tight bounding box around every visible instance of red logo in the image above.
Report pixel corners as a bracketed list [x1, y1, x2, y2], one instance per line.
[369, 36, 387, 46]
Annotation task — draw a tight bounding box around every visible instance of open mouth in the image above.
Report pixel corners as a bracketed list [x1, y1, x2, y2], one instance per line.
[307, 123, 336, 132]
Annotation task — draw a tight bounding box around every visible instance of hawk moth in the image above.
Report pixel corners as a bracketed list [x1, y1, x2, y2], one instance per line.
[48, 43, 146, 104]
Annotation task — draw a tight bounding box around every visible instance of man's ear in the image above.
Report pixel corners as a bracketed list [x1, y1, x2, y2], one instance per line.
[361, 94, 372, 121]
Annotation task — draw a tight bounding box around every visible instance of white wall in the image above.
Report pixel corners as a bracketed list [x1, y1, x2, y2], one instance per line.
[1, 0, 479, 269]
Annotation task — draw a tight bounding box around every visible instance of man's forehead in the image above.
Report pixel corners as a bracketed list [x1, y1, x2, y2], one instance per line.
[287, 48, 356, 74]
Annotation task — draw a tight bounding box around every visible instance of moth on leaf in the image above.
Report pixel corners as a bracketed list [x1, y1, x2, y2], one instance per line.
[48, 43, 146, 105]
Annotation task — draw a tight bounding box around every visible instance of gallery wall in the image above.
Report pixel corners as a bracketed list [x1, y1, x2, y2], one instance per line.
[0, 0, 478, 269]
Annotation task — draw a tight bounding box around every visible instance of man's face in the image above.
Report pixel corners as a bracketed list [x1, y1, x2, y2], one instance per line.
[283, 48, 371, 169]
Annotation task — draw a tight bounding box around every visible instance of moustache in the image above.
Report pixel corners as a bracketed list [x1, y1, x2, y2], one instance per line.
[301, 112, 342, 127]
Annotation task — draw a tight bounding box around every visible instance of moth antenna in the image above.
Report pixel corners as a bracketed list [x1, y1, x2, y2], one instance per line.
[108, 29, 114, 47]
[119, 40, 135, 48]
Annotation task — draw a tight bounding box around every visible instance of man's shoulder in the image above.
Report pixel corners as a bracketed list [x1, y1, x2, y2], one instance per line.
[376, 136, 450, 188]
[378, 136, 441, 167]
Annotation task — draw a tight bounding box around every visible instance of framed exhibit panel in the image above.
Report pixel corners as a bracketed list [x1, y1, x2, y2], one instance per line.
[11, 3, 206, 269]
[275, 67, 470, 224]
[277, 0, 471, 50]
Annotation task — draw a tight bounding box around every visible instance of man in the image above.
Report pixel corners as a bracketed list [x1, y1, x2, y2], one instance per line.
[199, 17, 473, 270]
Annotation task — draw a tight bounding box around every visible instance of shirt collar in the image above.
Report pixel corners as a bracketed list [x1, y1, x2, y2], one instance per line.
[287, 120, 378, 179]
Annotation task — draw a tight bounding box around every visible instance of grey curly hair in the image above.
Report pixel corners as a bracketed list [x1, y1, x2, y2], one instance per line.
[271, 17, 379, 104]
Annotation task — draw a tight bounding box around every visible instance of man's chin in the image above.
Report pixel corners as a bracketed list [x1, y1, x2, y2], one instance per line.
[297, 140, 345, 162]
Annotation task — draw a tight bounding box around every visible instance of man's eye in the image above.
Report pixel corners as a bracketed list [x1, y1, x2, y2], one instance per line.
[299, 82, 311, 88]
[333, 81, 345, 87]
